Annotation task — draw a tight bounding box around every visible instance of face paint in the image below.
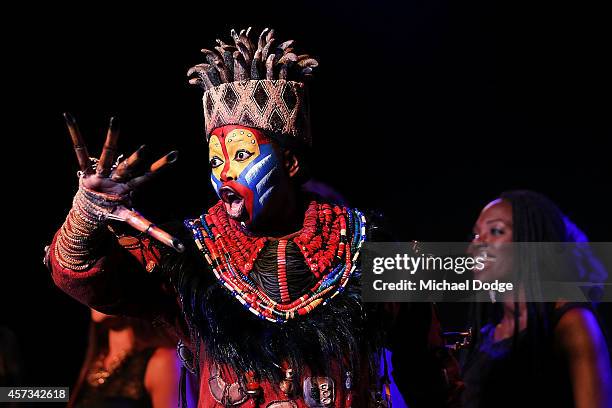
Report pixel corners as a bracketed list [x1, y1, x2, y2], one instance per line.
[208, 125, 280, 224]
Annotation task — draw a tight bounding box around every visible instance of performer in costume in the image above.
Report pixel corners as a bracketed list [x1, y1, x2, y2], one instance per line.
[47, 28, 453, 407]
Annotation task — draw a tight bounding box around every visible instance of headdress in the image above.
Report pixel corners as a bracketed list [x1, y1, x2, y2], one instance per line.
[188, 27, 318, 146]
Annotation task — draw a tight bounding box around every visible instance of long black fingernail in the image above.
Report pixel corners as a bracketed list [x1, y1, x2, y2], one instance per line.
[63, 112, 75, 125]
[166, 151, 179, 163]
[173, 238, 185, 253]
[109, 116, 120, 131]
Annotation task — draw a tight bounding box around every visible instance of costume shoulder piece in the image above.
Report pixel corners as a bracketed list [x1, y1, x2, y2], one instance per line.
[184, 200, 367, 323]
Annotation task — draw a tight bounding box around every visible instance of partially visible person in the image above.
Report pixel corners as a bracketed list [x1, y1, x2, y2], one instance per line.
[68, 309, 184, 408]
[0, 326, 24, 387]
[0, 326, 25, 408]
[462, 190, 611, 408]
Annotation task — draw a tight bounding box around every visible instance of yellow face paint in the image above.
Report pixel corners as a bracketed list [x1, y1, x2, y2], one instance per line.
[209, 128, 261, 181]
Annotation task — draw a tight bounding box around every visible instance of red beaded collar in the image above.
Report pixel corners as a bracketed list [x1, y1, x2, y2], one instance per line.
[185, 200, 367, 323]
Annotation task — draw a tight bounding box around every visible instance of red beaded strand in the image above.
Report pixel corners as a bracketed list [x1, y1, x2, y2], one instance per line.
[277, 240, 290, 303]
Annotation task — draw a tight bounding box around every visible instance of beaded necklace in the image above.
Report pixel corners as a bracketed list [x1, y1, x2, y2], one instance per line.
[185, 200, 366, 323]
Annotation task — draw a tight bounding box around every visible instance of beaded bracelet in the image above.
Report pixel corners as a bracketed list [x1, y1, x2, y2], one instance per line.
[54, 182, 126, 270]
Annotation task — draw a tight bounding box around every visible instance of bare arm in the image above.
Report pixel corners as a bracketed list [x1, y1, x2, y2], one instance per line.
[555, 307, 612, 408]
[144, 347, 181, 408]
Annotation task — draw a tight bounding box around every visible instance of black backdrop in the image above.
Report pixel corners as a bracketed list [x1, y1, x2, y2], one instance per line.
[2, 0, 610, 393]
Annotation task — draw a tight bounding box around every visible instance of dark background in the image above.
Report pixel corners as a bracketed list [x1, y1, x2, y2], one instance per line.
[2, 0, 610, 393]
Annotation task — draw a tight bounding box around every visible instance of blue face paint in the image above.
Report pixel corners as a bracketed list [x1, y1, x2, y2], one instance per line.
[235, 143, 280, 222]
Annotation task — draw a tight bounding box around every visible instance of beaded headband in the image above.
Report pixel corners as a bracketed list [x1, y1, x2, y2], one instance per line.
[188, 27, 318, 147]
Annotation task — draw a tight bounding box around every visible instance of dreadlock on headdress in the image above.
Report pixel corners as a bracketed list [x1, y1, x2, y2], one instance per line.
[187, 27, 318, 87]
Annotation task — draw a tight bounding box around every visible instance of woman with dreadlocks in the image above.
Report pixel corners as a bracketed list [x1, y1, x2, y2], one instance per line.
[46, 28, 452, 407]
[461, 190, 612, 408]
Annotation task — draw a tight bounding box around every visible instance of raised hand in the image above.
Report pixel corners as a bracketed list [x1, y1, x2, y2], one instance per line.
[64, 113, 184, 252]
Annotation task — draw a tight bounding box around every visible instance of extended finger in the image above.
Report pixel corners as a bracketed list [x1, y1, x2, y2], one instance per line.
[96, 117, 120, 177]
[150, 150, 179, 173]
[126, 151, 178, 190]
[63, 112, 91, 172]
[112, 145, 148, 181]
[121, 210, 185, 253]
